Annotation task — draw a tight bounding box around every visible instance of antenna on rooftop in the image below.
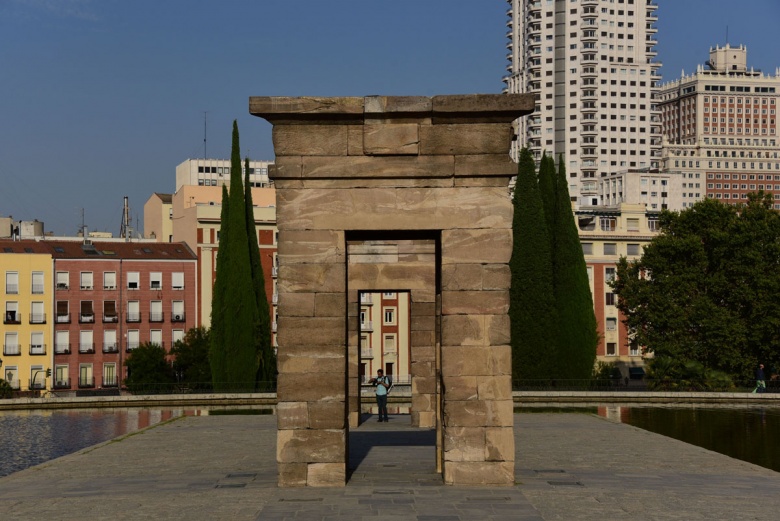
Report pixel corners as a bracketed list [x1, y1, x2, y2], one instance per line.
[203, 111, 208, 159]
[726, 26, 729, 45]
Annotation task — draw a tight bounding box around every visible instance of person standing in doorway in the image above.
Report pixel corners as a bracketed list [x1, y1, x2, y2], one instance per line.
[753, 364, 766, 394]
[370, 369, 390, 422]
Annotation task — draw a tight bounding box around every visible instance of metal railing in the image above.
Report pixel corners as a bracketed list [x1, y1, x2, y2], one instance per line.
[171, 312, 186, 322]
[79, 314, 95, 324]
[29, 313, 46, 324]
[3, 344, 20, 356]
[149, 312, 164, 322]
[56, 313, 71, 323]
[53, 379, 70, 389]
[103, 314, 119, 323]
[54, 343, 71, 355]
[78, 377, 95, 388]
[126, 312, 141, 323]
[102, 343, 119, 354]
[79, 343, 95, 354]
[29, 344, 46, 356]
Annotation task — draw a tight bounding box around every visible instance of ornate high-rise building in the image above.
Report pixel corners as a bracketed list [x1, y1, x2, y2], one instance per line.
[504, 0, 662, 208]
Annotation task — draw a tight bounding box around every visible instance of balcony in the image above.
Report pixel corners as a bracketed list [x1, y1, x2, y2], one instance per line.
[53, 379, 71, 390]
[29, 313, 46, 324]
[28, 380, 46, 391]
[149, 312, 164, 323]
[79, 314, 95, 324]
[272, 293, 279, 304]
[3, 311, 20, 324]
[32, 284, 45, 294]
[80, 285, 93, 291]
[126, 342, 139, 352]
[56, 313, 71, 324]
[126, 312, 141, 323]
[150, 282, 162, 290]
[6, 284, 18, 294]
[29, 344, 46, 356]
[360, 321, 373, 332]
[272, 267, 278, 278]
[104, 285, 116, 290]
[78, 377, 95, 389]
[271, 321, 278, 332]
[360, 348, 374, 359]
[360, 293, 374, 305]
[3, 344, 20, 356]
[102, 343, 119, 354]
[56, 283, 69, 291]
[102, 376, 119, 388]
[79, 343, 95, 354]
[103, 314, 119, 323]
[54, 343, 71, 355]
[171, 312, 186, 323]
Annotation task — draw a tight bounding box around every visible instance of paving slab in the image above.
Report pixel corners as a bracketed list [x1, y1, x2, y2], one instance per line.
[0, 411, 778, 520]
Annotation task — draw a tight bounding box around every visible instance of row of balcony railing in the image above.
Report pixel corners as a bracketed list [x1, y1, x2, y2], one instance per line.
[5, 312, 188, 325]
[3, 344, 48, 356]
[47, 342, 164, 355]
[56, 284, 185, 291]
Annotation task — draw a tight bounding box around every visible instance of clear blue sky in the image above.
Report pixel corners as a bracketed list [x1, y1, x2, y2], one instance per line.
[1, 0, 778, 236]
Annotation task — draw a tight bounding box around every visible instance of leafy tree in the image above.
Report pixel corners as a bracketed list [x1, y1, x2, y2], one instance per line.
[210, 121, 261, 391]
[613, 193, 780, 380]
[0, 378, 12, 399]
[171, 327, 212, 389]
[244, 158, 275, 385]
[509, 147, 558, 380]
[124, 343, 175, 393]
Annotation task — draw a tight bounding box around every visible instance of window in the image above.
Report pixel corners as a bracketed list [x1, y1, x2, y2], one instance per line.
[103, 271, 116, 290]
[79, 364, 94, 388]
[383, 334, 396, 355]
[605, 293, 616, 306]
[626, 218, 639, 232]
[30, 331, 45, 355]
[127, 272, 140, 290]
[627, 243, 640, 256]
[103, 363, 117, 387]
[55, 330, 70, 354]
[55, 365, 69, 388]
[5, 271, 19, 294]
[582, 242, 593, 255]
[127, 301, 140, 322]
[172, 329, 185, 345]
[56, 301, 69, 323]
[103, 329, 118, 353]
[150, 301, 163, 322]
[4, 301, 19, 324]
[80, 301, 94, 323]
[172, 301, 185, 322]
[603, 243, 617, 255]
[606, 342, 617, 356]
[382, 292, 396, 299]
[606, 317, 617, 330]
[383, 307, 396, 325]
[80, 271, 93, 290]
[30, 365, 45, 389]
[150, 272, 162, 290]
[127, 330, 140, 351]
[172, 272, 184, 290]
[150, 329, 163, 347]
[103, 300, 118, 322]
[30, 301, 45, 324]
[79, 330, 94, 353]
[31, 271, 44, 294]
[4, 332, 19, 355]
[605, 267, 616, 282]
[56, 271, 69, 290]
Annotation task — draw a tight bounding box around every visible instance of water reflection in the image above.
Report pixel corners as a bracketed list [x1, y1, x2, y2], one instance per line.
[0, 408, 222, 478]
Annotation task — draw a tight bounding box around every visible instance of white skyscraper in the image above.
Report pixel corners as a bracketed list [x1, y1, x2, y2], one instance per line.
[504, 0, 662, 208]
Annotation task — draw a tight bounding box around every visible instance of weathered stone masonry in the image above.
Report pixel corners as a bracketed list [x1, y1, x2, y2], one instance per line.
[250, 94, 534, 487]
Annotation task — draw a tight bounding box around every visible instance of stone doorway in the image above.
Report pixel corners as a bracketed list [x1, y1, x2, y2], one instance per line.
[250, 94, 533, 487]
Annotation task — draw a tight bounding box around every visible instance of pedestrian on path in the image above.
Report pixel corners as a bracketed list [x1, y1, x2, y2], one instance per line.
[369, 369, 391, 422]
[752, 363, 766, 394]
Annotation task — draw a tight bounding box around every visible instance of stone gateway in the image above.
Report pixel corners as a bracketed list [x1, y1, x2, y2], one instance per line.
[249, 94, 534, 487]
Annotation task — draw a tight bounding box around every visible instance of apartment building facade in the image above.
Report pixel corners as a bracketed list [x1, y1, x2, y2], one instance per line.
[358, 292, 411, 387]
[1, 241, 53, 392]
[658, 45, 780, 208]
[504, 0, 662, 206]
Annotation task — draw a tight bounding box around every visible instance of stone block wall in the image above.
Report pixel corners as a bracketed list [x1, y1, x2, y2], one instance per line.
[250, 94, 534, 487]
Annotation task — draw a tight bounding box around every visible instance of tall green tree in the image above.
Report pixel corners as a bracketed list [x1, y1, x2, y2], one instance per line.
[244, 157, 275, 385]
[210, 121, 261, 391]
[124, 342, 175, 393]
[613, 193, 780, 379]
[538, 153, 598, 380]
[209, 185, 230, 386]
[171, 326, 212, 389]
[510, 148, 559, 380]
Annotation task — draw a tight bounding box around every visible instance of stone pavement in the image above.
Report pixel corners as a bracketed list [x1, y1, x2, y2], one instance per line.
[1, 411, 779, 520]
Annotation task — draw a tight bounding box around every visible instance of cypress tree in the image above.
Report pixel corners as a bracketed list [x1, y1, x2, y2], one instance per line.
[212, 121, 261, 391]
[537, 153, 557, 238]
[549, 154, 598, 379]
[244, 158, 275, 385]
[509, 148, 559, 380]
[209, 184, 230, 386]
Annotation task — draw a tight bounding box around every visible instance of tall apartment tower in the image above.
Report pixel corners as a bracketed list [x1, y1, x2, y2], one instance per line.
[504, 0, 662, 207]
[658, 45, 780, 208]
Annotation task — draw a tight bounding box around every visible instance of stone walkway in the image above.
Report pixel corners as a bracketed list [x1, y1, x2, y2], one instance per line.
[1, 412, 779, 520]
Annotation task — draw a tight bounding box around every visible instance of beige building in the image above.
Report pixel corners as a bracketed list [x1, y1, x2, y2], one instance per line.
[504, 0, 662, 206]
[144, 159, 278, 334]
[658, 45, 780, 209]
[358, 291, 411, 390]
